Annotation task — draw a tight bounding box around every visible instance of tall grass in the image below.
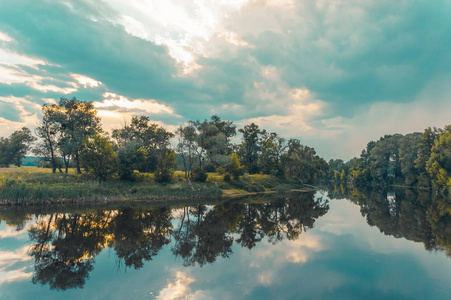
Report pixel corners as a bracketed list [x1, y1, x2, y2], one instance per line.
[0, 167, 222, 205]
[0, 167, 305, 206]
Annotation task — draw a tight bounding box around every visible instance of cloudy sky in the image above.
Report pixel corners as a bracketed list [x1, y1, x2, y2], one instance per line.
[1, 0, 450, 160]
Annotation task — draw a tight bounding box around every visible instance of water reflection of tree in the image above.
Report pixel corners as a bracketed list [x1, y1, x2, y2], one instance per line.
[327, 185, 451, 257]
[172, 204, 233, 266]
[28, 208, 173, 290]
[29, 211, 113, 290]
[110, 207, 172, 269]
[172, 192, 329, 265]
[25, 192, 329, 290]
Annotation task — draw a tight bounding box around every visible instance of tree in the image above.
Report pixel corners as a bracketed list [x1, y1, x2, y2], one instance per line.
[155, 150, 176, 183]
[56, 98, 101, 174]
[175, 125, 197, 178]
[80, 135, 118, 180]
[415, 127, 439, 187]
[282, 139, 321, 184]
[426, 126, 451, 187]
[35, 104, 63, 173]
[226, 153, 244, 179]
[187, 115, 236, 172]
[238, 123, 262, 174]
[398, 133, 422, 185]
[0, 127, 36, 167]
[112, 116, 174, 173]
[368, 134, 402, 184]
[259, 132, 286, 176]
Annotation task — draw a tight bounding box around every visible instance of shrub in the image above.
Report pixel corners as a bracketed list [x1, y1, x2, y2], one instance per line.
[192, 167, 208, 182]
[155, 150, 176, 183]
[80, 135, 118, 180]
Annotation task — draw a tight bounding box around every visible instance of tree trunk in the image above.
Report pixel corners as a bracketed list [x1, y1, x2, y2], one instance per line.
[75, 151, 81, 174]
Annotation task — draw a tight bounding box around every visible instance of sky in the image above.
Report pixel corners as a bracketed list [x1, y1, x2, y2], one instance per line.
[0, 0, 451, 160]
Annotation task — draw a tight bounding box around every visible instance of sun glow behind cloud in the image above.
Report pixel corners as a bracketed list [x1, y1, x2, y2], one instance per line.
[107, 0, 250, 71]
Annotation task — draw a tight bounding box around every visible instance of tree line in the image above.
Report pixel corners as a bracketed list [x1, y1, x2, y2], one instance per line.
[329, 126, 451, 189]
[0, 97, 328, 183]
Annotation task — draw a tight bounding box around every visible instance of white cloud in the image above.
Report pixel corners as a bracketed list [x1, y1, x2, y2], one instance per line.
[0, 50, 44, 66]
[0, 96, 41, 137]
[237, 87, 326, 135]
[71, 73, 102, 88]
[95, 93, 175, 115]
[0, 31, 13, 42]
[0, 65, 78, 94]
[219, 30, 251, 47]
[94, 93, 180, 133]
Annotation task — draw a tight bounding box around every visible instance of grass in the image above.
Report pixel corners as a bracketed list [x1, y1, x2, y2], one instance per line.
[0, 167, 309, 206]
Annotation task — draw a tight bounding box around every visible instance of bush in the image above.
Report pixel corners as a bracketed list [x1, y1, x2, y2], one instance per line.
[192, 167, 208, 182]
[80, 135, 118, 180]
[216, 167, 225, 175]
[226, 153, 244, 179]
[224, 173, 232, 182]
[155, 150, 176, 183]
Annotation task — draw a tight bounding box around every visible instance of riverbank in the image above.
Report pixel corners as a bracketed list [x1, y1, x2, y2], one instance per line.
[0, 167, 310, 206]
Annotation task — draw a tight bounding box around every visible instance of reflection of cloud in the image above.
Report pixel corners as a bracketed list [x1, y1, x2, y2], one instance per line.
[0, 246, 33, 285]
[157, 271, 204, 300]
[0, 268, 32, 285]
[251, 234, 322, 267]
[257, 272, 273, 286]
[0, 224, 31, 239]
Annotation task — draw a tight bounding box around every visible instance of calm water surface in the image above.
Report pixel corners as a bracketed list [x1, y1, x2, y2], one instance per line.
[0, 188, 450, 299]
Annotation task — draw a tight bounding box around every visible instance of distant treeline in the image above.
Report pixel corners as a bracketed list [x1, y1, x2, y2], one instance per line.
[329, 126, 451, 189]
[0, 97, 328, 184]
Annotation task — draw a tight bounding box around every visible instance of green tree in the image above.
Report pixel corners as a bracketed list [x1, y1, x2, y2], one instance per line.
[238, 123, 262, 174]
[426, 126, 451, 187]
[226, 153, 244, 179]
[187, 115, 236, 172]
[398, 132, 422, 185]
[175, 125, 197, 178]
[368, 134, 402, 184]
[116, 142, 148, 180]
[0, 127, 36, 167]
[155, 150, 176, 183]
[259, 132, 286, 176]
[80, 135, 118, 180]
[415, 127, 439, 187]
[112, 116, 173, 173]
[282, 139, 321, 184]
[56, 98, 102, 174]
[35, 104, 63, 173]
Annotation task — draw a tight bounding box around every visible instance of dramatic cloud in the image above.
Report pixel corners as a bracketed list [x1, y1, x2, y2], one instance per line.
[1, 0, 450, 159]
